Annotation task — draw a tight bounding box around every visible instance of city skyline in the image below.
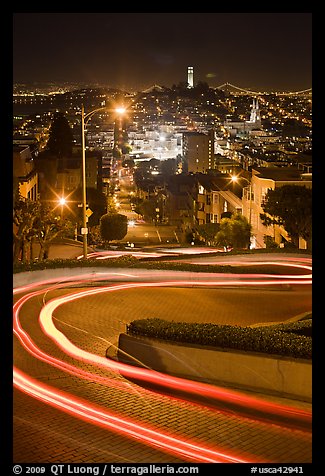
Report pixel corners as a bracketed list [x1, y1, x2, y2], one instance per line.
[13, 12, 312, 92]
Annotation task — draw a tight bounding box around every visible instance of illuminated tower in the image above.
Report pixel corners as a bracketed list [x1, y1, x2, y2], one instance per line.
[187, 66, 194, 88]
[255, 98, 261, 123]
[249, 98, 261, 124]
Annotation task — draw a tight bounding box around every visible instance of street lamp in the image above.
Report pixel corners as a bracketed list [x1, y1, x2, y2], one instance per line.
[231, 174, 253, 227]
[80, 104, 126, 259]
[57, 196, 67, 219]
[115, 107, 126, 115]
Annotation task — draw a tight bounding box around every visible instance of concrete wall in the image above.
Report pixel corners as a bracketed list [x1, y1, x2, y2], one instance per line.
[118, 333, 312, 402]
[13, 267, 102, 288]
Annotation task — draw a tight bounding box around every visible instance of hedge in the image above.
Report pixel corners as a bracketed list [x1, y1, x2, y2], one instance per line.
[13, 256, 138, 273]
[13, 256, 307, 276]
[127, 318, 312, 360]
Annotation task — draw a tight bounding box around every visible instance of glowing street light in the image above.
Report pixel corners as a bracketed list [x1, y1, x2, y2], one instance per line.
[115, 107, 126, 115]
[57, 197, 67, 217]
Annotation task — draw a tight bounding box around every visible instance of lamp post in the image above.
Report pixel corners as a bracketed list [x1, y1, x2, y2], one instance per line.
[81, 104, 88, 259]
[80, 104, 126, 259]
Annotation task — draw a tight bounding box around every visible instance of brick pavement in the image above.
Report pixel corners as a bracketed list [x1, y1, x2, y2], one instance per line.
[13, 283, 312, 464]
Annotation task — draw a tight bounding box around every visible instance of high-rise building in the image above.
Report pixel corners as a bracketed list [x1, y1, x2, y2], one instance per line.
[183, 130, 214, 173]
[187, 66, 194, 88]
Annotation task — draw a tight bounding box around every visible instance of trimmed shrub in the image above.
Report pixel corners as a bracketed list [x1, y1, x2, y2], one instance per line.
[127, 318, 312, 360]
[13, 256, 138, 273]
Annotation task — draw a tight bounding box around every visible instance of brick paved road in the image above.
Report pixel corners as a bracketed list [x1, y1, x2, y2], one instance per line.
[13, 277, 312, 464]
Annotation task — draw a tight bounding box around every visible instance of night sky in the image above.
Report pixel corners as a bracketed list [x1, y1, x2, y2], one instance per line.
[13, 12, 312, 92]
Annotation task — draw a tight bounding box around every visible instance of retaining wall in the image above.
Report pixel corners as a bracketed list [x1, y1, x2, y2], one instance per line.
[118, 333, 312, 401]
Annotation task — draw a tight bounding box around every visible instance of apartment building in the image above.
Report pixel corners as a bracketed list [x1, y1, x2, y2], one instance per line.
[13, 145, 38, 200]
[195, 175, 242, 225]
[248, 166, 312, 249]
[164, 173, 242, 229]
[183, 130, 214, 173]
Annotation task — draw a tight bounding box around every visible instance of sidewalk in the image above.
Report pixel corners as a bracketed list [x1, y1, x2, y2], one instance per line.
[33, 239, 96, 260]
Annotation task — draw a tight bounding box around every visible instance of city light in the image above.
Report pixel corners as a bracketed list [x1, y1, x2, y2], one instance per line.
[13, 12, 312, 465]
[115, 107, 126, 115]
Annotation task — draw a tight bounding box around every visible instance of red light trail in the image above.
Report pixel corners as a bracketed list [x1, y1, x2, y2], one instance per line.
[14, 367, 246, 463]
[13, 257, 312, 462]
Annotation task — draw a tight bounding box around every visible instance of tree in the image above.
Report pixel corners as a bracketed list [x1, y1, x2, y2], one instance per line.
[282, 119, 309, 138]
[88, 225, 101, 245]
[221, 211, 232, 219]
[34, 206, 74, 260]
[160, 158, 177, 177]
[194, 81, 210, 94]
[100, 213, 128, 243]
[216, 213, 251, 249]
[140, 199, 156, 221]
[46, 112, 74, 158]
[260, 185, 312, 247]
[196, 223, 220, 245]
[68, 186, 107, 227]
[13, 196, 40, 264]
[106, 194, 118, 214]
[13, 197, 74, 263]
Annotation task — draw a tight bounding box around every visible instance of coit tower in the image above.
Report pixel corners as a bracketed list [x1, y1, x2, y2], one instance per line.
[187, 66, 194, 88]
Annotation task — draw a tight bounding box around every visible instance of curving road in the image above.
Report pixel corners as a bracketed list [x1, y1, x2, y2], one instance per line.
[13, 253, 312, 464]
